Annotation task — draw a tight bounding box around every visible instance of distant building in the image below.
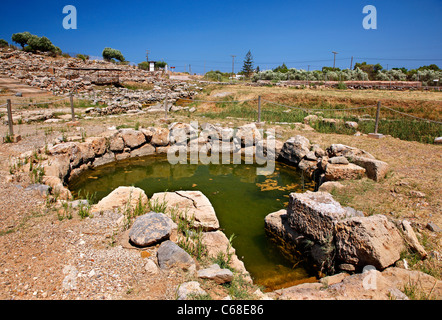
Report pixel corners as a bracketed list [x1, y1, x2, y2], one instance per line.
[148, 61, 156, 72]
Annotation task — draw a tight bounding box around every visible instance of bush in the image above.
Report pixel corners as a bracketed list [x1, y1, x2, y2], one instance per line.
[76, 54, 89, 61]
[138, 61, 149, 70]
[0, 39, 8, 48]
[102, 47, 125, 62]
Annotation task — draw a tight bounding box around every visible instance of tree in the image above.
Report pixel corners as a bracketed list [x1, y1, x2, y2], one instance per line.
[353, 62, 383, 80]
[0, 39, 8, 48]
[138, 61, 149, 70]
[11, 32, 31, 49]
[102, 47, 125, 62]
[241, 50, 254, 78]
[273, 63, 288, 73]
[155, 60, 167, 69]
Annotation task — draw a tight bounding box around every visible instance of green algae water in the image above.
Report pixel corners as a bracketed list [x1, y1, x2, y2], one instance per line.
[68, 155, 317, 290]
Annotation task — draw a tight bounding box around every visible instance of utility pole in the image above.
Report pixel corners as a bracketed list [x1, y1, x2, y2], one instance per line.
[231, 55, 236, 80]
[189, 64, 192, 75]
[332, 51, 338, 69]
[350, 56, 353, 70]
[146, 50, 150, 62]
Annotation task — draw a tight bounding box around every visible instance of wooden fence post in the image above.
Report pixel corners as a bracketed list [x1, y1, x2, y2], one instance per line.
[374, 101, 381, 134]
[6, 99, 14, 137]
[257, 96, 262, 123]
[70, 94, 75, 121]
[164, 92, 168, 119]
[369, 101, 384, 139]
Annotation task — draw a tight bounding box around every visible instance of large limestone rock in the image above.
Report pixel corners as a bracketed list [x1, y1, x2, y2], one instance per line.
[91, 186, 148, 214]
[334, 214, 405, 270]
[120, 129, 146, 149]
[265, 209, 302, 246]
[150, 191, 219, 231]
[130, 143, 155, 158]
[156, 240, 195, 271]
[350, 156, 389, 182]
[85, 136, 107, 157]
[278, 135, 311, 166]
[234, 123, 262, 147]
[324, 163, 366, 181]
[287, 191, 358, 245]
[128, 212, 177, 247]
[151, 127, 170, 146]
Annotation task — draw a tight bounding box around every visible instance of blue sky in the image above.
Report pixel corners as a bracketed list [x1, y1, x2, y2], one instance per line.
[1, 0, 441, 74]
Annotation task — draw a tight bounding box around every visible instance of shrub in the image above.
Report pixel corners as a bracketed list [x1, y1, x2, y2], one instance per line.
[138, 61, 149, 70]
[0, 39, 8, 48]
[76, 54, 89, 61]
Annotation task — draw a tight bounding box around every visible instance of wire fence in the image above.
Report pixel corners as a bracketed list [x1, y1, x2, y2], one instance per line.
[1, 93, 441, 144]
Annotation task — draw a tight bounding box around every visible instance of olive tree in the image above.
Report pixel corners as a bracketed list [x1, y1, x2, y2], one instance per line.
[102, 47, 125, 62]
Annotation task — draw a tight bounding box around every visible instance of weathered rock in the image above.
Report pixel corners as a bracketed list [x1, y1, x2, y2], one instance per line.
[92, 151, 115, 167]
[91, 186, 148, 214]
[324, 163, 365, 181]
[128, 212, 177, 247]
[345, 121, 359, 129]
[144, 259, 159, 275]
[328, 156, 349, 165]
[85, 136, 107, 156]
[130, 143, 155, 158]
[41, 176, 72, 200]
[287, 191, 357, 245]
[43, 154, 70, 181]
[201, 231, 250, 279]
[303, 114, 319, 124]
[235, 123, 262, 147]
[265, 209, 302, 244]
[176, 281, 207, 300]
[434, 137, 442, 144]
[400, 220, 427, 258]
[77, 142, 95, 164]
[157, 240, 195, 271]
[197, 264, 233, 284]
[334, 214, 405, 270]
[151, 127, 170, 146]
[120, 129, 146, 149]
[297, 159, 318, 178]
[255, 139, 283, 160]
[327, 144, 375, 159]
[426, 222, 441, 233]
[278, 135, 311, 166]
[150, 191, 219, 231]
[350, 156, 389, 182]
[318, 181, 344, 192]
[25, 183, 51, 197]
[109, 135, 125, 152]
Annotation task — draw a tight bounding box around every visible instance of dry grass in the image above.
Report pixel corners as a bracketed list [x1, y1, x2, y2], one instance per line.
[203, 84, 442, 121]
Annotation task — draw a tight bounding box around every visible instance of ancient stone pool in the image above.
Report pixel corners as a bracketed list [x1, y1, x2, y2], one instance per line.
[68, 154, 317, 290]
